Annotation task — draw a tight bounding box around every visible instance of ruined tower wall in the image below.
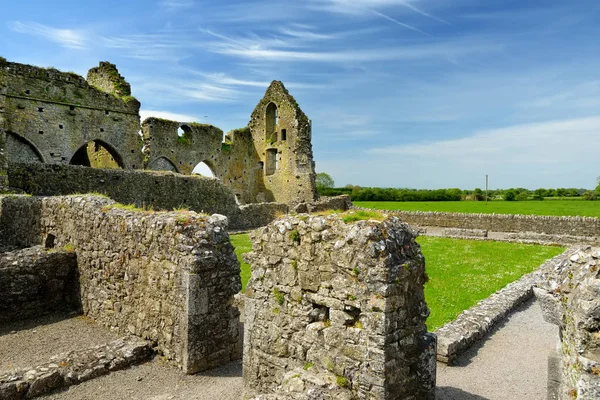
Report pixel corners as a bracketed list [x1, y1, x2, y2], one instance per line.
[243, 214, 436, 400]
[142, 118, 223, 175]
[1, 61, 143, 168]
[0, 194, 242, 374]
[213, 126, 263, 205]
[247, 81, 317, 205]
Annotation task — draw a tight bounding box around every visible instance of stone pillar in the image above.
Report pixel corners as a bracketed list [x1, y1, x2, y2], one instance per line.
[243, 214, 436, 400]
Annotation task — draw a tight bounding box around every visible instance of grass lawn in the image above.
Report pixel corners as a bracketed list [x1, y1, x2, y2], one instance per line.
[229, 233, 564, 330]
[354, 200, 600, 218]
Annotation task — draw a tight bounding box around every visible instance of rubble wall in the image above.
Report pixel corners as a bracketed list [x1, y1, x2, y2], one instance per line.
[243, 214, 436, 399]
[0, 194, 242, 374]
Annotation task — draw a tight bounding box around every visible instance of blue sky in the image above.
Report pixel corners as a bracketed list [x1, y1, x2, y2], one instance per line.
[2, 0, 599, 189]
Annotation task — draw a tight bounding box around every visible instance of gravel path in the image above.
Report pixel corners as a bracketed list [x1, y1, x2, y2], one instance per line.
[40, 359, 244, 400]
[436, 297, 558, 400]
[0, 313, 120, 373]
[24, 298, 555, 400]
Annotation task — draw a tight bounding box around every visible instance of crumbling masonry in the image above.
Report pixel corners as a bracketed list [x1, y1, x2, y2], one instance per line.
[0, 58, 317, 205]
[243, 214, 436, 399]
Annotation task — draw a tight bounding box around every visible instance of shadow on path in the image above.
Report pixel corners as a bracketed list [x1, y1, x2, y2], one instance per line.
[437, 386, 490, 400]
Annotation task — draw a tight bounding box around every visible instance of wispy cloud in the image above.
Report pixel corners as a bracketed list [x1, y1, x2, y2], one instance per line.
[140, 109, 199, 122]
[159, 0, 195, 10]
[368, 116, 600, 163]
[9, 21, 87, 49]
[370, 9, 429, 35]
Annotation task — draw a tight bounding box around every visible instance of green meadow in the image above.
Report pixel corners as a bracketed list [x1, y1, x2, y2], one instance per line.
[230, 233, 564, 330]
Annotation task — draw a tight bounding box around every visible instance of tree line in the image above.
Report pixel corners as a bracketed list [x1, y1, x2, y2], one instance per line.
[315, 173, 600, 202]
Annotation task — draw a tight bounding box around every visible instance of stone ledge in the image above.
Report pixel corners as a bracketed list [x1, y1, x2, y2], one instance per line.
[0, 336, 152, 399]
[435, 249, 572, 364]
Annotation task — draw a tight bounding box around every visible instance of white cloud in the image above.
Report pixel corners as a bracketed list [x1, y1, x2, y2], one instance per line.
[159, 0, 195, 9]
[140, 110, 200, 122]
[9, 21, 87, 49]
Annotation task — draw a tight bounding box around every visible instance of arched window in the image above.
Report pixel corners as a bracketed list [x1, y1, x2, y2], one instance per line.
[70, 140, 124, 169]
[192, 161, 216, 178]
[265, 102, 278, 143]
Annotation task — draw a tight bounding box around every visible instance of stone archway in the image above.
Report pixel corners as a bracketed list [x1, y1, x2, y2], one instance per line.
[70, 140, 124, 169]
[147, 156, 179, 173]
[6, 132, 44, 164]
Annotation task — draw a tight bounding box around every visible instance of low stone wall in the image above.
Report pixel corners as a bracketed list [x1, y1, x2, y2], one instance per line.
[0, 246, 79, 323]
[7, 162, 285, 230]
[535, 247, 600, 400]
[0, 194, 241, 374]
[243, 214, 436, 399]
[419, 226, 599, 246]
[233, 202, 288, 231]
[354, 206, 600, 238]
[0, 195, 42, 249]
[294, 195, 352, 213]
[0, 337, 152, 399]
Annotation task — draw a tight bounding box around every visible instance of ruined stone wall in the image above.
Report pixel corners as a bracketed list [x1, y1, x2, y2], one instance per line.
[243, 214, 436, 400]
[247, 81, 317, 205]
[214, 126, 263, 205]
[355, 208, 600, 237]
[0, 194, 242, 374]
[0, 61, 142, 168]
[143, 118, 223, 175]
[0, 246, 79, 323]
[0, 58, 7, 186]
[535, 247, 600, 400]
[7, 162, 288, 230]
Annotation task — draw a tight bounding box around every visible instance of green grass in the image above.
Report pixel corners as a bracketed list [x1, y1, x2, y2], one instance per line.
[230, 233, 564, 330]
[354, 200, 600, 218]
[230, 233, 252, 292]
[420, 236, 564, 330]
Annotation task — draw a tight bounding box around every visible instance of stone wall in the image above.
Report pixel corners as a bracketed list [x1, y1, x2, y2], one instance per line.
[294, 195, 352, 213]
[0, 194, 242, 374]
[0, 59, 7, 186]
[0, 61, 142, 168]
[0, 245, 79, 323]
[535, 247, 600, 400]
[143, 118, 223, 175]
[243, 214, 436, 399]
[355, 208, 600, 238]
[7, 162, 285, 230]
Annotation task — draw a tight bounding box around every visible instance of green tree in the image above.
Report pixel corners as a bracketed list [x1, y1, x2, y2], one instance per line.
[504, 190, 516, 201]
[316, 172, 335, 190]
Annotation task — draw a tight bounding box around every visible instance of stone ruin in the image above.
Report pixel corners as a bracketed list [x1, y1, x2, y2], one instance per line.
[535, 247, 600, 399]
[2, 56, 598, 399]
[243, 214, 436, 399]
[0, 58, 317, 206]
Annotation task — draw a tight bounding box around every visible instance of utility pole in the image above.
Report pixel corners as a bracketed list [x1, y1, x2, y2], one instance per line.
[485, 175, 489, 205]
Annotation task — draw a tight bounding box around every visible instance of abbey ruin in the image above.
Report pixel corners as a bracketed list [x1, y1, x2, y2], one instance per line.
[0, 58, 599, 400]
[0, 59, 317, 207]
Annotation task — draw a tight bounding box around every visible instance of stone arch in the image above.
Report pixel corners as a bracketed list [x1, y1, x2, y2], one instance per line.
[70, 139, 124, 168]
[147, 156, 179, 173]
[192, 160, 217, 178]
[6, 132, 45, 163]
[265, 102, 278, 142]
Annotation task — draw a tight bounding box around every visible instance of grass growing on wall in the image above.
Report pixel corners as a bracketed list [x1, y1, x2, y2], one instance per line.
[230, 233, 564, 330]
[354, 200, 600, 218]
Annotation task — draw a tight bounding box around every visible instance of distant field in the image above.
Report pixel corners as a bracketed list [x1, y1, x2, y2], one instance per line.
[354, 200, 600, 218]
[229, 233, 564, 330]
